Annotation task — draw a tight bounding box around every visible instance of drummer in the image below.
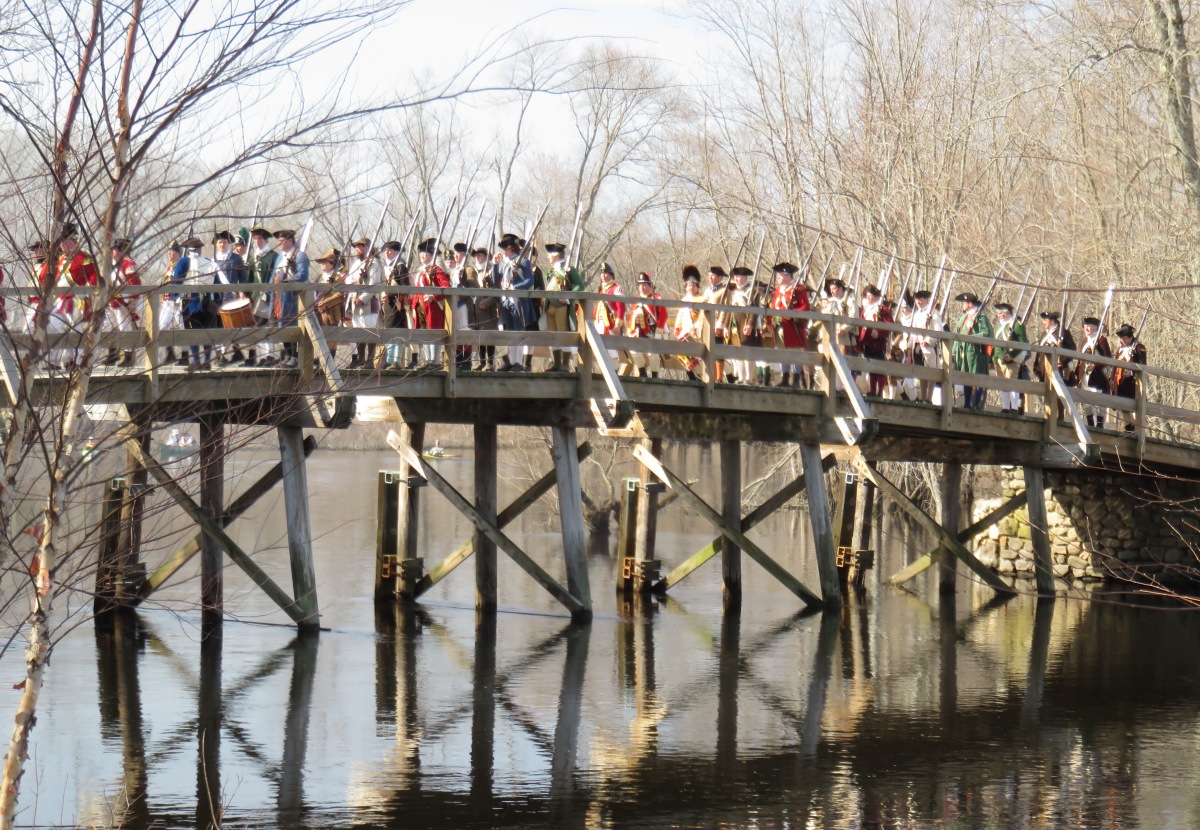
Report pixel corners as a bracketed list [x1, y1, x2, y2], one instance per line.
[213, 230, 248, 366]
[313, 250, 343, 362]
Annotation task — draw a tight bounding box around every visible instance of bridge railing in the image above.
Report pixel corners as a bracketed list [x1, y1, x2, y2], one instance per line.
[2, 283, 1196, 455]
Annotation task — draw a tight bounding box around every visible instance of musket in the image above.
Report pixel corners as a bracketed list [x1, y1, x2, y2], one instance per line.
[799, 232, 822, 278]
[1096, 283, 1115, 339]
[429, 197, 459, 267]
[928, 254, 948, 304]
[878, 254, 897, 298]
[1019, 276, 1042, 321]
[566, 202, 584, 270]
[1064, 298, 1082, 333]
[1136, 301, 1151, 336]
[751, 230, 767, 279]
[847, 247, 864, 295]
[937, 270, 957, 318]
[730, 232, 749, 268]
[1012, 267, 1030, 313]
[466, 206, 489, 254]
[815, 250, 836, 289]
[897, 263, 915, 308]
[517, 202, 549, 262]
[362, 196, 392, 269]
[1059, 271, 1070, 325]
[978, 273, 1000, 310]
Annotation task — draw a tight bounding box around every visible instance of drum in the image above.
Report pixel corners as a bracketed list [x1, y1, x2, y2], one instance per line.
[316, 291, 345, 326]
[220, 298, 253, 329]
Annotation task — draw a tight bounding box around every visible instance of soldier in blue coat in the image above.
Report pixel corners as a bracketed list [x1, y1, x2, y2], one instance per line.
[493, 234, 535, 371]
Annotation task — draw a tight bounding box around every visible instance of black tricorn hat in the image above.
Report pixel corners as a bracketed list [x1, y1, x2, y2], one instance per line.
[417, 237, 438, 254]
[825, 278, 846, 290]
[213, 230, 235, 244]
[900, 291, 915, 308]
[250, 226, 273, 239]
[61, 222, 78, 239]
[545, 242, 566, 255]
[955, 292, 980, 304]
[471, 247, 488, 257]
[913, 289, 932, 300]
[731, 266, 753, 278]
[1116, 324, 1135, 337]
[453, 242, 468, 254]
[1039, 310, 1061, 321]
[863, 284, 881, 298]
[499, 234, 520, 249]
[709, 266, 728, 278]
[1082, 316, 1101, 326]
[273, 229, 295, 240]
[772, 262, 798, 275]
[682, 264, 701, 280]
[111, 238, 132, 251]
[994, 301, 1014, 312]
[26, 239, 48, 252]
[181, 236, 204, 248]
[384, 240, 402, 252]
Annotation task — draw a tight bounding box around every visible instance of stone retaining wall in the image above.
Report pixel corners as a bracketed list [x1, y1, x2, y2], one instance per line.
[971, 467, 1200, 584]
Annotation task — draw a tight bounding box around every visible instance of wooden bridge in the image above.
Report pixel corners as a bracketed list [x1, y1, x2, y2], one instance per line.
[7, 283, 1200, 628]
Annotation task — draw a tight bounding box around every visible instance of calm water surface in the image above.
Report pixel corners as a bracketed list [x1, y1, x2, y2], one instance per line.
[9, 445, 1200, 828]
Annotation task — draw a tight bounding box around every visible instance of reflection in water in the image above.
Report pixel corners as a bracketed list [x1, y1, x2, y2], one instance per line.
[196, 624, 221, 830]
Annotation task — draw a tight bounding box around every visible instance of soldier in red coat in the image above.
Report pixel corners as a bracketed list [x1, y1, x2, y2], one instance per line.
[56, 225, 99, 365]
[412, 238, 450, 367]
[625, 272, 668, 377]
[770, 262, 810, 388]
[105, 238, 142, 367]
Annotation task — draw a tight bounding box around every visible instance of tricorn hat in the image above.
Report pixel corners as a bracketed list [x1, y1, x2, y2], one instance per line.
[417, 237, 438, 254]
[250, 227, 273, 239]
[899, 291, 914, 308]
[863, 284, 881, 298]
[914, 289, 932, 300]
[994, 302, 1014, 312]
[471, 247, 488, 257]
[545, 242, 566, 255]
[26, 239, 48, 252]
[1116, 324, 1135, 337]
[708, 266, 728, 278]
[181, 236, 204, 249]
[61, 222, 77, 239]
[213, 230, 235, 244]
[825, 278, 846, 290]
[111, 238, 132, 252]
[274, 229, 295, 241]
[499, 234, 520, 249]
[772, 262, 798, 275]
[955, 292, 980, 304]
[313, 249, 339, 264]
[682, 264, 701, 281]
[453, 242, 469, 254]
[383, 240, 402, 252]
[1082, 316, 1101, 326]
[731, 266, 753, 278]
[352, 237, 370, 247]
[1039, 310, 1061, 321]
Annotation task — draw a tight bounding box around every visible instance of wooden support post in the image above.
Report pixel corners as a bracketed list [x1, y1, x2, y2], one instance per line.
[375, 471, 400, 601]
[1023, 466, 1056, 596]
[801, 443, 841, 607]
[833, 471, 858, 593]
[552, 427, 592, 622]
[939, 462, 962, 594]
[118, 429, 151, 603]
[135, 437, 318, 604]
[720, 440, 742, 612]
[143, 288, 160, 398]
[715, 614, 740, 769]
[279, 426, 319, 630]
[853, 479, 876, 590]
[886, 492, 1027, 586]
[395, 421, 426, 599]
[633, 437, 663, 592]
[702, 310, 715, 407]
[475, 423, 498, 615]
[851, 454, 1014, 595]
[633, 443, 823, 608]
[199, 416, 225, 627]
[616, 478, 639, 572]
[94, 477, 127, 617]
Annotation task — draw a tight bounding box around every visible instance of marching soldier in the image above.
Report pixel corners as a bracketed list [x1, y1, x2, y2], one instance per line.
[345, 237, 383, 368]
[952, 292, 992, 410]
[1036, 310, 1076, 420]
[543, 242, 583, 372]
[910, 289, 943, 403]
[212, 230, 247, 366]
[270, 229, 309, 369]
[448, 242, 479, 371]
[700, 266, 731, 381]
[57, 225, 100, 366]
[159, 242, 186, 367]
[379, 241, 411, 370]
[1077, 316, 1113, 429]
[472, 247, 500, 370]
[494, 234, 536, 371]
[108, 239, 142, 368]
[625, 272, 668, 378]
[858, 285, 891, 396]
[991, 302, 1029, 414]
[673, 266, 705, 381]
[594, 262, 625, 366]
[1112, 324, 1147, 432]
[887, 292, 916, 400]
[727, 266, 761, 384]
[413, 238, 452, 368]
[819, 277, 858, 355]
[245, 227, 277, 366]
[770, 262, 809, 388]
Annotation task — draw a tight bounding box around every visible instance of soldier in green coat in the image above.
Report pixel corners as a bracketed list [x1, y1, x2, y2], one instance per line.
[245, 227, 278, 365]
[543, 242, 584, 372]
[992, 302, 1029, 413]
[952, 292, 992, 410]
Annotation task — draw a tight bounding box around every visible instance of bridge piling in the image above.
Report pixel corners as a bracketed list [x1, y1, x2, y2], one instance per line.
[118, 427, 150, 604]
[375, 471, 400, 601]
[552, 427, 592, 622]
[720, 440, 742, 613]
[633, 437, 663, 592]
[279, 425, 319, 630]
[199, 415, 225, 626]
[802, 443, 841, 608]
[938, 463, 963, 595]
[94, 476, 127, 617]
[474, 423, 498, 615]
[395, 421, 426, 601]
[1022, 466, 1056, 596]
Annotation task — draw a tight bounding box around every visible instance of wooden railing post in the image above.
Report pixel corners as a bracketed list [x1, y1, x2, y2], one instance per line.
[1136, 366, 1148, 458]
[702, 309, 715, 406]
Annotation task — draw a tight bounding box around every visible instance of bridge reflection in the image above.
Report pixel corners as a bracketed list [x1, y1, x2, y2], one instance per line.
[82, 593, 1198, 829]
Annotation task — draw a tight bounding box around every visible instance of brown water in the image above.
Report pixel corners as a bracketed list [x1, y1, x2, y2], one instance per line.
[8, 446, 1200, 828]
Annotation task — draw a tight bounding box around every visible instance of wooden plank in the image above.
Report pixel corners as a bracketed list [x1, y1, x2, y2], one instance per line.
[632, 443, 823, 608]
[1049, 368, 1093, 453]
[1023, 466, 1056, 596]
[850, 454, 1015, 595]
[475, 423, 498, 614]
[388, 431, 586, 614]
[136, 437, 318, 601]
[1137, 386, 1148, 459]
[633, 437, 662, 589]
[412, 443, 593, 597]
[721, 440, 742, 610]
[124, 435, 308, 623]
[279, 425, 320, 628]
[142, 290, 160, 398]
[886, 492, 1027, 585]
[394, 421, 425, 598]
[552, 427, 592, 620]
[580, 310, 626, 405]
[801, 443, 841, 606]
[818, 334, 872, 422]
[375, 471, 400, 601]
[702, 310, 715, 407]
[939, 462, 962, 594]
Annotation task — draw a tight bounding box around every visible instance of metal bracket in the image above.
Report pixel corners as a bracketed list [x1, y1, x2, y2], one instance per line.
[642, 482, 667, 495]
[836, 546, 853, 569]
[404, 476, 427, 489]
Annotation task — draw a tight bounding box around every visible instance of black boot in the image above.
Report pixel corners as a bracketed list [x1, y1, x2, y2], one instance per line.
[686, 370, 698, 382]
[499, 355, 512, 371]
[117, 351, 133, 368]
[103, 348, 118, 366]
[780, 371, 791, 388]
[650, 371, 658, 378]
[523, 354, 533, 372]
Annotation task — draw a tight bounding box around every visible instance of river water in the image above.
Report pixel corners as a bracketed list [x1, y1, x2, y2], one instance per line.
[7, 444, 1200, 828]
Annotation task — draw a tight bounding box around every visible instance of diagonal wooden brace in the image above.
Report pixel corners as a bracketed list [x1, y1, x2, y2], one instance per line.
[135, 436, 318, 602]
[886, 491, 1027, 585]
[413, 442, 593, 597]
[388, 431, 585, 615]
[850, 454, 1014, 595]
[656, 453, 836, 592]
[632, 444, 823, 608]
[124, 437, 310, 624]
